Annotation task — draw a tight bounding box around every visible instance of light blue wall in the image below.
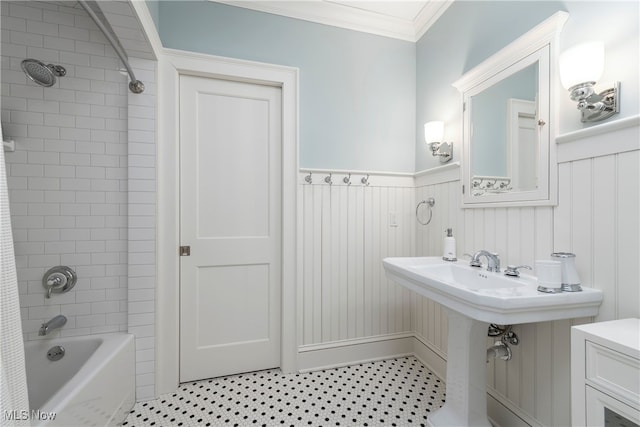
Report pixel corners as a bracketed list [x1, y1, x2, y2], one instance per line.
[150, 1, 638, 173]
[416, 1, 639, 172]
[156, 1, 416, 173]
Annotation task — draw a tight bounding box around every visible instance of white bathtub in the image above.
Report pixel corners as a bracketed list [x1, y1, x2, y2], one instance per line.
[24, 333, 135, 427]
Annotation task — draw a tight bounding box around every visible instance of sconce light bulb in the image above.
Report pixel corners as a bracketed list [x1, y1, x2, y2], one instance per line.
[559, 42, 604, 89]
[424, 121, 444, 144]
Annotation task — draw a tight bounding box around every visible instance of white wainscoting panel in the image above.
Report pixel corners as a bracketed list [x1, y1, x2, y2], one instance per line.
[298, 172, 415, 355]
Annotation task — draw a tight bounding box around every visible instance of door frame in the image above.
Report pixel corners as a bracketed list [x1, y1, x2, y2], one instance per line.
[157, 49, 299, 395]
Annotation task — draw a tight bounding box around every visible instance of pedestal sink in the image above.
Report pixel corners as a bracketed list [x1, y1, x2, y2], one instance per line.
[383, 257, 603, 427]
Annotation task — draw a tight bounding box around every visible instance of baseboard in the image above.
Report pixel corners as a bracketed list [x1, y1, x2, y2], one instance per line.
[411, 334, 447, 381]
[487, 389, 542, 427]
[297, 333, 415, 372]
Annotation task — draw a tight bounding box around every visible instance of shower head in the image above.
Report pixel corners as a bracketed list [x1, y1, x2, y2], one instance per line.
[20, 59, 66, 87]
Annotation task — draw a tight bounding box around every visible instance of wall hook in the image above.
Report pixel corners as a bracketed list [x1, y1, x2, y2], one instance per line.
[304, 172, 312, 184]
[361, 174, 370, 186]
[343, 173, 352, 185]
[324, 173, 333, 185]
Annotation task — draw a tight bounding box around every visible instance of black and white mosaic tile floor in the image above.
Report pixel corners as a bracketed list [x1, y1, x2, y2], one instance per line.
[124, 357, 446, 426]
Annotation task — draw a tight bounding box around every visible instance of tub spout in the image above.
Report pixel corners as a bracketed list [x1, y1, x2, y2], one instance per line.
[486, 341, 511, 362]
[39, 314, 67, 336]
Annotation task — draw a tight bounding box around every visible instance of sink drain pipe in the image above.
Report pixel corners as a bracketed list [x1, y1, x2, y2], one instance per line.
[486, 323, 519, 362]
[487, 341, 512, 362]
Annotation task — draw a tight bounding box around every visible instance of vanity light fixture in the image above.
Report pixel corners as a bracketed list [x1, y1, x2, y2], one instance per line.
[424, 121, 452, 163]
[559, 42, 619, 123]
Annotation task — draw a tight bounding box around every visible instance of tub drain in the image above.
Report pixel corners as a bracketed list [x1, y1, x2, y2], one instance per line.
[47, 345, 65, 361]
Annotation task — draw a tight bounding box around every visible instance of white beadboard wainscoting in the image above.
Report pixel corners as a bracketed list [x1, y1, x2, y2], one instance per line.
[297, 170, 420, 370]
[413, 117, 639, 426]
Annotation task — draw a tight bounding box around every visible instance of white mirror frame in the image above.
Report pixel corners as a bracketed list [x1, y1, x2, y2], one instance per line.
[452, 11, 568, 208]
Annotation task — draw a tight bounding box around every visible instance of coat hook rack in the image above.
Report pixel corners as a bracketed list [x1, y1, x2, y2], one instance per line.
[361, 174, 370, 186]
[324, 173, 333, 185]
[471, 176, 512, 195]
[304, 172, 312, 184]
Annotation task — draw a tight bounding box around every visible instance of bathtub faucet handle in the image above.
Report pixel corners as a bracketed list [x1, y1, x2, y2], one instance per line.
[43, 266, 77, 299]
[46, 275, 63, 298]
[47, 275, 63, 286]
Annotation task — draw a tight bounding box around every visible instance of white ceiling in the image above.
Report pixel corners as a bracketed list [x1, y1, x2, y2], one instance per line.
[214, 1, 454, 42]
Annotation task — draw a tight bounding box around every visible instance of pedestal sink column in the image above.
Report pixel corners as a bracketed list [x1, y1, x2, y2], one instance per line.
[428, 310, 492, 427]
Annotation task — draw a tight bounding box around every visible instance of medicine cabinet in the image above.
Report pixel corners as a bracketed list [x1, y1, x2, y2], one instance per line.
[453, 11, 568, 208]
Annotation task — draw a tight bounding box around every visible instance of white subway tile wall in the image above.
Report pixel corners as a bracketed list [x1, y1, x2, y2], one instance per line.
[125, 57, 156, 401]
[2, 1, 157, 401]
[2, 0, 127, 338]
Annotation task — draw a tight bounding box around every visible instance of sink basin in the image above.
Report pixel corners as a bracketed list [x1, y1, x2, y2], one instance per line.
[382, 256, 603, 427]
[415, 263, 528, 290]
[383, 257, 603, 324]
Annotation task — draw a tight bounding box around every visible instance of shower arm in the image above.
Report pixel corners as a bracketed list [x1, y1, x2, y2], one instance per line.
[77, 0, 145, 94]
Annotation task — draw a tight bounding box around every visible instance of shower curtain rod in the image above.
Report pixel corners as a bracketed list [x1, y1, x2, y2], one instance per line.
[78, 0, 145, 94]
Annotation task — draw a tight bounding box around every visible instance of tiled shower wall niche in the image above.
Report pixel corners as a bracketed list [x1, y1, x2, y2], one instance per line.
[2, 0, 129, 340]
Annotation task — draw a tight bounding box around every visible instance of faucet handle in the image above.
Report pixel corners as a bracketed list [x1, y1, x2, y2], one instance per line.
[43, 266, 76, 299]
[47, 275, 63, 286]
[504, 265, 532, 277]
[464, 253, 483, 268]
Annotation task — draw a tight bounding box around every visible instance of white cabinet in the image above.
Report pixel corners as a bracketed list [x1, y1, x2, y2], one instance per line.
[571, 319, 640, 427]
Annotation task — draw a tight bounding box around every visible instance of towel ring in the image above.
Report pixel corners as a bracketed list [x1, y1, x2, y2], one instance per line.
[416, 198, 435, 225]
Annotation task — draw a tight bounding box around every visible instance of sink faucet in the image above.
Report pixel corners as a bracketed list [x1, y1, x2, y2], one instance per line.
[469, 250, 501, 272]
[39, 314, 67, 336]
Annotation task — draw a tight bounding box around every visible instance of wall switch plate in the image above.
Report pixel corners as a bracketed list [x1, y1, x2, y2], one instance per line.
[389, 212, 399, 227]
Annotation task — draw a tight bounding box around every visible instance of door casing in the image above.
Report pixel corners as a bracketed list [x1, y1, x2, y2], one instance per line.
[157, 49, 299, 396]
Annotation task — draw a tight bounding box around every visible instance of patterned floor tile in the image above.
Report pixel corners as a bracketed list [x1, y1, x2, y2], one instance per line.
[124, 357, 445, 426]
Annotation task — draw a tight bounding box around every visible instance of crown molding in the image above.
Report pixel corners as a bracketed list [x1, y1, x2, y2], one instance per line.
[213, 1, 453, 42]
[414, 0, 454, 41]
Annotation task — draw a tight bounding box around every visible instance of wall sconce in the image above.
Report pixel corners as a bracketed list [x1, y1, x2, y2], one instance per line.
[559, 42, 619, 123]
[424, 121, 452, 163]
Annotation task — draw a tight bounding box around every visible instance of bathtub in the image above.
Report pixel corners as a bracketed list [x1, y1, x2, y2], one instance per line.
[24, 333, 135, 427]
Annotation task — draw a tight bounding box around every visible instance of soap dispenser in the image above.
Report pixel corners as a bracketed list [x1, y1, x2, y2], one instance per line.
[443, 228, 457, 261]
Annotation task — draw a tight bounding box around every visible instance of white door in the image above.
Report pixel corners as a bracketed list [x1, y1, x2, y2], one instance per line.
[179, 75, 282, 382]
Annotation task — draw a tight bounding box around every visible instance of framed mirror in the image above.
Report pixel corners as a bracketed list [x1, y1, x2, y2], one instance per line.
[453, 11, 568, 208]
